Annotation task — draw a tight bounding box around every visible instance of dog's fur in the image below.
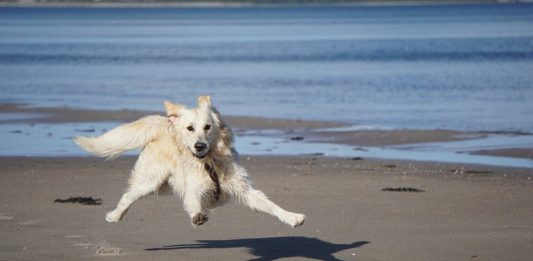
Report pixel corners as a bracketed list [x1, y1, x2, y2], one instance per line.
[74, 96, 305, 227]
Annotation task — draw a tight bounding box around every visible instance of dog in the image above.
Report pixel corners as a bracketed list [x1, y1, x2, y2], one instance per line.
[74, 95, 305, 227]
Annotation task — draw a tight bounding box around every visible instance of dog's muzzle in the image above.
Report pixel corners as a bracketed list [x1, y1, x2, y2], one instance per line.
[192, 142, 209, 159]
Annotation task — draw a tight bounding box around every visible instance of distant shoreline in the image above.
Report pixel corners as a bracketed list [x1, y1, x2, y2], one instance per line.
[0, 0, 525, 8]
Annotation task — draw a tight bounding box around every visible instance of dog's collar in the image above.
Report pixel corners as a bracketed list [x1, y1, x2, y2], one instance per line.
[204, 163, 220, 201]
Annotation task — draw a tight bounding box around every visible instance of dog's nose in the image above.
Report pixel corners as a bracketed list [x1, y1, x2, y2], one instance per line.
[194, 142, 207, 152]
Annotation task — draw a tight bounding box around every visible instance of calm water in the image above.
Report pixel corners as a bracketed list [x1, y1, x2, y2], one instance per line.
[1, 5, 533, 132]
[2, 120, 533, 168]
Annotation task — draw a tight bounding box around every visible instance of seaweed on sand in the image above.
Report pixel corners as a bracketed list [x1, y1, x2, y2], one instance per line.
[54, 196, 102, 205]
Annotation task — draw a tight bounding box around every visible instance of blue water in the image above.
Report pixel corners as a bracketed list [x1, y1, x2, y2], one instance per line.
[2, 120, 533, 168]
[1, 5, 533, 132]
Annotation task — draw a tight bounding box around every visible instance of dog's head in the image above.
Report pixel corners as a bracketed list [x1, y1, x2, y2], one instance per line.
[165, 95, 222, 159]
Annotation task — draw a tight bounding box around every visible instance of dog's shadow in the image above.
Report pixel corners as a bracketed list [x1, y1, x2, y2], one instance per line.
[145, 236, 369, 261]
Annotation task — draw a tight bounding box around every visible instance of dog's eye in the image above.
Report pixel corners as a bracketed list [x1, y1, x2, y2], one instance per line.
[187, 126, 194, 132]
[204, 124, 211, 131]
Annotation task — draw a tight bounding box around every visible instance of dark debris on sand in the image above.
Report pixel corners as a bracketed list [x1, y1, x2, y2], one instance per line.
[289, 136, 305, 141]
[54, 196, 102, 205]
[382, 187, 425, 193]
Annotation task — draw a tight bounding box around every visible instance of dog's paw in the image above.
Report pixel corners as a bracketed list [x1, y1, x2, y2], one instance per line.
[192, 213, 208, 226]
[287, 213, 306, 228]
[105, 211, 122, 223]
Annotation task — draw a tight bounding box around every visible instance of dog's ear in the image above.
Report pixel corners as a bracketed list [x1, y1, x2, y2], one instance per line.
[164, 101, 184, 123]
[197, 95, 212, 108]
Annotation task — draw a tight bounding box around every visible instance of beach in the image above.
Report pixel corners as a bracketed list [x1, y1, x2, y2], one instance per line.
[1, 4, 533, 260]
[1, 156, 532, 260]
[1, 106, 533, 260]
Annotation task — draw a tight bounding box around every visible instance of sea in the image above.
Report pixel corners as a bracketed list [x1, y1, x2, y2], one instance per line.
[1, 4, 532, 133]
[1, 4, 533, 167]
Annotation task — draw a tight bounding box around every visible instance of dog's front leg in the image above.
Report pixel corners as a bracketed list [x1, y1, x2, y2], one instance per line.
[183, 188, 208, 226]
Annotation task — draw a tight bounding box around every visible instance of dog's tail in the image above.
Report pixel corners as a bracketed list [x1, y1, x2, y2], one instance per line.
[74, 115, 168, 160]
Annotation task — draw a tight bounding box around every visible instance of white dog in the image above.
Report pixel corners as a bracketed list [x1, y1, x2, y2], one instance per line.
[74, 96, 305, 227]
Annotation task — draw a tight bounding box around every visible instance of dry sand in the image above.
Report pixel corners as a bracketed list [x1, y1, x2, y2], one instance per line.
[0, 156, 532, 261]
[1, 104, 533, 260]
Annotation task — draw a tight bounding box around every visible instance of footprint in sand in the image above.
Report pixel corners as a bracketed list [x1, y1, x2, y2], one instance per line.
[66, 235, 92, 249]
[95, 240, 121, 256]
[73, 242, 92, 249]
[66, 236, 121, 255]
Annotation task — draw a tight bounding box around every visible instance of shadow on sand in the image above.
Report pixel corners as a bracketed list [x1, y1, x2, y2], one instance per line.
[145, 236, 369, 261]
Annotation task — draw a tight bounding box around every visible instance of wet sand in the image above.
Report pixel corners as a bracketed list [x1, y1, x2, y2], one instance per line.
[0, 156, 532, 261]
[3, 103, 532, 161]
[306, 129, 478, 146]
[473, 148, 533, 161]
[0, 103, 344, 130]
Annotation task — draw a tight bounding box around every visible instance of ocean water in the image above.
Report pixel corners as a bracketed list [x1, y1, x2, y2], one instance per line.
[1, 4, 533, 132]
[2, 120, 533, 168]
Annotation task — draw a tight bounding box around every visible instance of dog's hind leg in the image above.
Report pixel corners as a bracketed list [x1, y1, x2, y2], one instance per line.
[106, 153, 170, 223]
[242, 188, 306, 228]
[229, 164, 305, 227]
[106, 182, 163, 223]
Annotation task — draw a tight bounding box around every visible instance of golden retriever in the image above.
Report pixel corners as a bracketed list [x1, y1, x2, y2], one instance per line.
[74, 95, 305, 227]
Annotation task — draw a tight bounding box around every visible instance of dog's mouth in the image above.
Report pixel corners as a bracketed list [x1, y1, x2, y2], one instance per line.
[192, 151, 208, 159]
